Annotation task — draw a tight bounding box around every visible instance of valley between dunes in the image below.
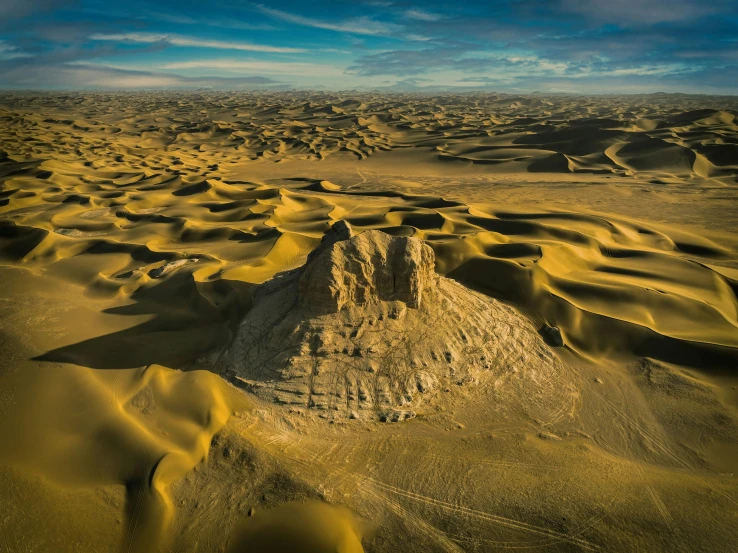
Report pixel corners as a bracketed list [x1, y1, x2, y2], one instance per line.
[1, 92, 737, 552]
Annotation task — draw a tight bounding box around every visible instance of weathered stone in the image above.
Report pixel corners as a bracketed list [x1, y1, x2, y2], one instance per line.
[224, 224, 568, 423]
[305, 220, 355, 265]
[542, 325, 564, 347]
[298, 229, 438, 314]
[415, 371, 437, 393]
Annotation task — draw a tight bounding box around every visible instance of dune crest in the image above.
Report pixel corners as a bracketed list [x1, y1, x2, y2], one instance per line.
[227, 500, 368, 553]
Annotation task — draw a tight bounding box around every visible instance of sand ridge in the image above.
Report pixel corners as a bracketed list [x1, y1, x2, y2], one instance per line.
[1, 92, 738, 553]
[1, 92, 737, 185]
[1, 153, 735, 366]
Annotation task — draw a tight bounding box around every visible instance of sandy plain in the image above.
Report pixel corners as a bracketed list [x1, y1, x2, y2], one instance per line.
[0, 91, 737, 552]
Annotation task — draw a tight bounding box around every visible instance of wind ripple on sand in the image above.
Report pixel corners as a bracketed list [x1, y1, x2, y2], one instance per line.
[2, 93, 738, 552]
[1, 92, 737, 185]
[1, 156, 736, 368]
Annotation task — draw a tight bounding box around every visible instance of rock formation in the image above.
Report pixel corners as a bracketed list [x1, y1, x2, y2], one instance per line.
[223, 222, 566, 421]
[298, 229, 437, 313]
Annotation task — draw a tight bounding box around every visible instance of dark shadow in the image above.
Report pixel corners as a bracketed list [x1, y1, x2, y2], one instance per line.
[537, 326, 565, 348]
[34, 271, 254, 370]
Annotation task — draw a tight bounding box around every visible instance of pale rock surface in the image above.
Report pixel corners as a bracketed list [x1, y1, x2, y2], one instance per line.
[298, 229, 437, 313]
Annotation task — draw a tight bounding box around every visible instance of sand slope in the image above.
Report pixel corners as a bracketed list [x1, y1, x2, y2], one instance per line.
[1, 92, 737, 553]
[1, 154, 734, 366]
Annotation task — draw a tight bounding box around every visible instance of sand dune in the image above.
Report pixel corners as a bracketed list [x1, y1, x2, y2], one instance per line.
[1, 92, 737, 552]
[2, 92, 737, 184]
[1, 156, 734, 365]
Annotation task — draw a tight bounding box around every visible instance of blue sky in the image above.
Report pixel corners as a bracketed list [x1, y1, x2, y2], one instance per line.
[1, 0, 737, 93]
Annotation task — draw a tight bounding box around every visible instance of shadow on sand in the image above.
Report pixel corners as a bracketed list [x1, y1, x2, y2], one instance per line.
[34, 272, 254, 370]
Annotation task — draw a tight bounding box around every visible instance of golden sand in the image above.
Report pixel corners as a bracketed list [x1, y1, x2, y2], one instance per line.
[0, 92, 737, 552]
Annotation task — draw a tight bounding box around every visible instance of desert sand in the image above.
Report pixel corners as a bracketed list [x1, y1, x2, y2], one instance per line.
[0, 91, 737, 552]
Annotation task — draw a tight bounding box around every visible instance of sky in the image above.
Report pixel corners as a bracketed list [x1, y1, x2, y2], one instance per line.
[0, 0, 737, 93]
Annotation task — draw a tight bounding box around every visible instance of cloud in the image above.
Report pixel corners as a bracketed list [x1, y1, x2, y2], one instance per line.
[347, 45, 473, 76]
[605, 65, 694, 77]
[159, 59, 345, 77]
[90, 32, 306, 53]
[404, 9, 443, 22]
[255, 5, 402, 36]
[559, 0, 725, 25]
[0, 41, 31, 60]
[345, 41, 703, 92]
[0, 0, 67, 25]
[144, 11, 278, 31]
[0, 62, 285, 89]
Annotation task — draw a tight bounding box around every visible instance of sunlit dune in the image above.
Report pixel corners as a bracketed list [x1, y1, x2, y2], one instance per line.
[1, 92, 737, 553]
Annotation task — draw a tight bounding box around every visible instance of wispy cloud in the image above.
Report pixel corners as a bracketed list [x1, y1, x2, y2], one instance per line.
[604, 65, 695, 77]
[76, 4, 279, 32]
[560, 0, 723, 25]
[159, 59, 345, 77]
[143, 11, 277, 31]
[90, 32, 306, 54]
[404, 9, 443, 22]
[255, 5, 402, 36]
[0, 40, 31, 60]
[0, 62, 285, 89]
[0, 0, 65, 24]
[347, 43, 701, 88]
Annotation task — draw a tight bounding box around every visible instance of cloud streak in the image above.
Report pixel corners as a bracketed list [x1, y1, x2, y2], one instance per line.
[0, 62, 285, 89]
[404, 9, 443, 22]
[559, 0, 724, 25]
[255, 5, 402, 36]
[90, 32, 306, 53]
[0, 40, 31, 60]
[160, 59, 345, 77]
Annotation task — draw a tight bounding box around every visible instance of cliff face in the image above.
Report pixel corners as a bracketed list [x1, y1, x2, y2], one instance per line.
[298, 230, 438, 313]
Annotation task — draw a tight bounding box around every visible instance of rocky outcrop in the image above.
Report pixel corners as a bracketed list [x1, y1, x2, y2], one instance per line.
[298, 230, 438, 314]
[223, 221, 567, 422]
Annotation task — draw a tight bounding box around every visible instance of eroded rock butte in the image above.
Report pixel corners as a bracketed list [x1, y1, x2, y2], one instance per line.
[224, 223, 568, 422]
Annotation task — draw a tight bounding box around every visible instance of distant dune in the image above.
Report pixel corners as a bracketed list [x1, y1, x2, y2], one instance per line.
[1, 92, 736, 183]
[1, 92, 737, 553]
